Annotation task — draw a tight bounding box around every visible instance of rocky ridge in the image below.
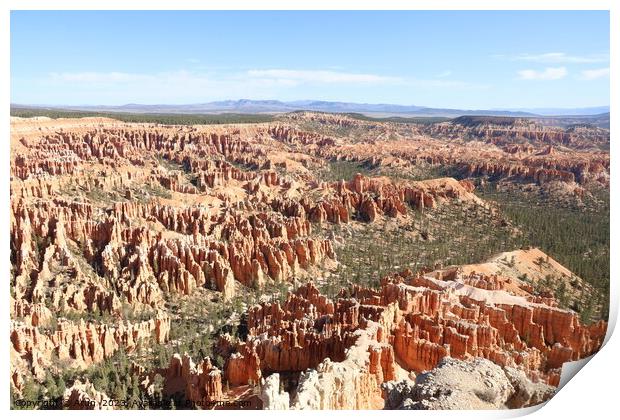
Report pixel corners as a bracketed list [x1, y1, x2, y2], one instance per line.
[9, 115, 608, 409]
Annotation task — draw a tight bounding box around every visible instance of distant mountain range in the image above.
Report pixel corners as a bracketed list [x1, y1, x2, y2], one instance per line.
[11, 100, 609, 118]
[498, 106, 610, 116]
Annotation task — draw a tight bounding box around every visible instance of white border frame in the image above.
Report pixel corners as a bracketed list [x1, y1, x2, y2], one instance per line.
[2, 2, 616, 420]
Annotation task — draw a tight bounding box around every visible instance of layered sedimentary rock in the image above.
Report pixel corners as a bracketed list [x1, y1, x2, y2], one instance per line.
[427, 116, 609, 149]
[188, 253, 604, 409]
[297, 112, 609, 190]
[10, 312, 170, 390]
[379, 270, 605, 386]
[10, 116, 486, 330]
[290, 321, 396, 409]
[11, 297, 53, 327]
[162, 353, 223, 407]
[11, 114, 606, 321]
[10, 114, 608, 409]
[259, 374, 290, 409]
[63, 379, 112, 410]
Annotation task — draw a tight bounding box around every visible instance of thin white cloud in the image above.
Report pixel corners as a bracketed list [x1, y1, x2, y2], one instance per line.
[407, 78, 489, 90]
[50, 71, 151, 83]
[49, 69, 400, 88]
[246, 69, 400, 84]
[42, 68, 489, 103]
[47, 71, 233, 102]
[504, 52, 608, 64]
[517, 67, 567, 80]
[246, 69, 486, 89]
[580, 67, 610, 80]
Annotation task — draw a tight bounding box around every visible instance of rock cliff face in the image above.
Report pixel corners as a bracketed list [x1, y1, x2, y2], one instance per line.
[10, 118, 483, 325]
[162, 353, 223, 407]
[259, 374, 290, 409]
[10, 312, 170, 390]
[300, 113, 609, 190]
[63, 379, 112, 410]
[290, 321, 396, 409]
[10, 115, 608, 409]
[171, 251, 604, 409]
[381, 270, 605, 386]
[427, 117, 609, 148]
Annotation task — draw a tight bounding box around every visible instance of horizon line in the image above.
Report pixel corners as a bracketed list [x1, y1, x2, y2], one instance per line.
[10, 100, 611, 112]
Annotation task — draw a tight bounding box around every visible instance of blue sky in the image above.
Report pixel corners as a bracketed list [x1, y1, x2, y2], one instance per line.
[11, 11, 610, 109]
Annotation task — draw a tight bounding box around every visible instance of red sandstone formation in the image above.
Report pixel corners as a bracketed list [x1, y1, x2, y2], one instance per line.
[10, 312, 170, 391]
[63, 379, 112, 410]
[426, 116, 609, 149]
[162, 353, 223, 407]
[10, 116, 482, 322]
[9, 114, 608, 409]
[174, 250, 604, 409]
